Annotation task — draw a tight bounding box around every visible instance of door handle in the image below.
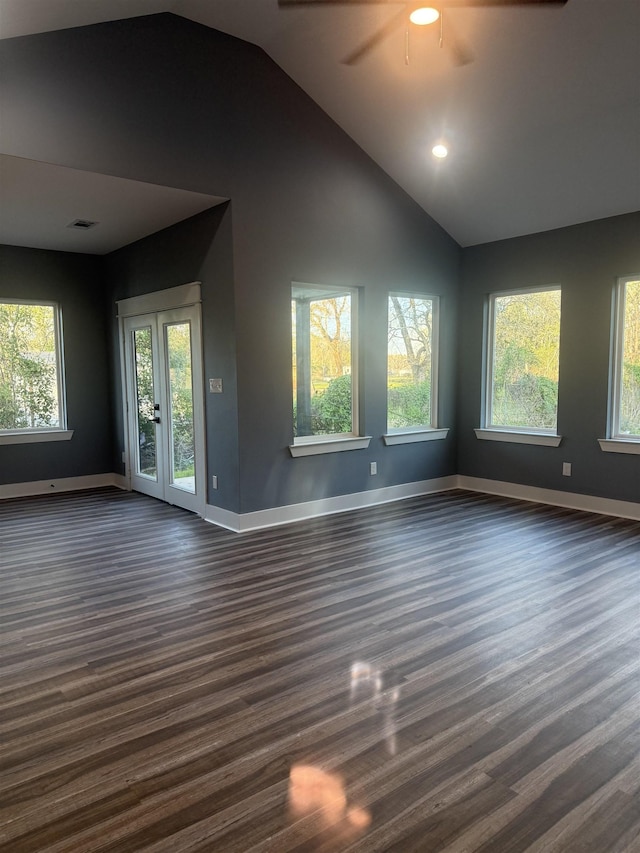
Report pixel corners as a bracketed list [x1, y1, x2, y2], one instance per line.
[152, 416, 160, 424]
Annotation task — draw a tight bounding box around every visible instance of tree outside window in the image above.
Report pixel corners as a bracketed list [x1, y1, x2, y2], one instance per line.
[486, 288, 561, 432]
[387, 294, 437, 430]
[613, 277, 640, 438]
[0, 301, 64, 431]
[292, 284, 356, 438]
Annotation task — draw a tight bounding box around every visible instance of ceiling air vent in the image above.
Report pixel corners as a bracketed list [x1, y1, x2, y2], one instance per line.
[67, 219, 99, 230]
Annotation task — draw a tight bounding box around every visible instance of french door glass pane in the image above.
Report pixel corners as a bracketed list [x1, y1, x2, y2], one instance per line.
[166, 322, 195, 493]
[133, 326, 157, 479]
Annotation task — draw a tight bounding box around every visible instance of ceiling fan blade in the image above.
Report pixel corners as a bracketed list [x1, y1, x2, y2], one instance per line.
[342, 5, 409, 65]
[279, 1, 405, 6]
[438, 0, 567, 6]
[442, 15, 475, 66]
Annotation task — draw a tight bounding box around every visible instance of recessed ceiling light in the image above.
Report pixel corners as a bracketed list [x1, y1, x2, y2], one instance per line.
[432, 144, 448, 159]
[409, 7, 440, 26]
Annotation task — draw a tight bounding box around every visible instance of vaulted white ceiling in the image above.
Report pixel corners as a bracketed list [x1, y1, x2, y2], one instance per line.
[1, 0, 638, 247]
[0, 155, 226, 255]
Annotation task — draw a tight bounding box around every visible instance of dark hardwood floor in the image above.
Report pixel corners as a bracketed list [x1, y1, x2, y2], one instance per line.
[1, 487, 639, 852]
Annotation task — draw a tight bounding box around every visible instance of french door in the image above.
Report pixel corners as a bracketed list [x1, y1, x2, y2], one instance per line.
[123, 305, 205, 515]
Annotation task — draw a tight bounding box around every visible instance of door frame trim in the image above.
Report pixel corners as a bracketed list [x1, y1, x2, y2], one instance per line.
[117, 283, 205, 515]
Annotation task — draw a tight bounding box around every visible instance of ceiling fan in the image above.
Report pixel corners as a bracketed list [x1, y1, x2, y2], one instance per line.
[277, 1, 569, 66]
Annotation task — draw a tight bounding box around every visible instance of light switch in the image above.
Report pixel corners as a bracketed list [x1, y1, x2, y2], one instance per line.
[209, 378, 223, 393]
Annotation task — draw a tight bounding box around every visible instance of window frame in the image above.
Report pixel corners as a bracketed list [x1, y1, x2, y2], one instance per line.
[480, 284, 562, 443]
[385, 291, 441, 439]
[290, 282, 369, 456]
[608, 275, 640, 444]
[0, 298, 71, 444]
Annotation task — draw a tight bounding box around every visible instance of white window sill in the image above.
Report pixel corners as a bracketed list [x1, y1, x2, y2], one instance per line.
[0, 429, 74, 446]
[598, 438, 640, 455]
[475, 428, 562, 447]
[289, 435, 372, 457]
[383, 428, 449, 446]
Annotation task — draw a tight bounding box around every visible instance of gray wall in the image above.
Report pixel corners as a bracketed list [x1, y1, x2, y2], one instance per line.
[0, 245, 112, 484]
[2, 15, 636, 512]
[1, 14, 460, 512]
[458, 212, 640, 504]
[105, 204, 241, 513]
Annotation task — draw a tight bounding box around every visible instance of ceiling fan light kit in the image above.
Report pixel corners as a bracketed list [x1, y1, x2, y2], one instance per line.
[278, 0, 569, 65]
[409, 7, 440, 26]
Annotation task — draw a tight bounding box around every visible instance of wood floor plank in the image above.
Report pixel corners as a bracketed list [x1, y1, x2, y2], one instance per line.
[1, 487, 638, 852]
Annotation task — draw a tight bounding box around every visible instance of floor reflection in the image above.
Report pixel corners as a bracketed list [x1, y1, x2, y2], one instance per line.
[350, 660, 401, 756]
[285, 662, 401, 848]
[288, 764, 371, 837]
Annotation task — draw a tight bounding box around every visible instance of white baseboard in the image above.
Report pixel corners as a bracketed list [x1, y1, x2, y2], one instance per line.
[205, 476, 459, 533]
[0, 472, 127, 501]
[207, 474, 640, 532]
[458, 475, 640, 522]
[2, 471, 637, 526]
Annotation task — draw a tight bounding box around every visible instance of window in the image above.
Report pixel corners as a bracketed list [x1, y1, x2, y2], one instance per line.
[387, 294, 438, 431]
[611, 276, 640, 440]
[484, 286, 561, 434]
[0, 300, 66, 434]
[291, 283, 358, 441]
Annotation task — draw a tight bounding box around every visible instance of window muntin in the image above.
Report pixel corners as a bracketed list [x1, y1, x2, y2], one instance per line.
[0, 300, 66, 433]
[485, 287, 561, 433]
[611, 277, 640, 440]
[292, 284, 358, 440]
[387, 294, 438, 431]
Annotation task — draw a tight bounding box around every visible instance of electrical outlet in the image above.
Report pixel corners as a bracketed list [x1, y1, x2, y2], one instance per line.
[562, 462, 572, 476]
[370, 462, 377, 476]
[212, 475, 218, 489]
